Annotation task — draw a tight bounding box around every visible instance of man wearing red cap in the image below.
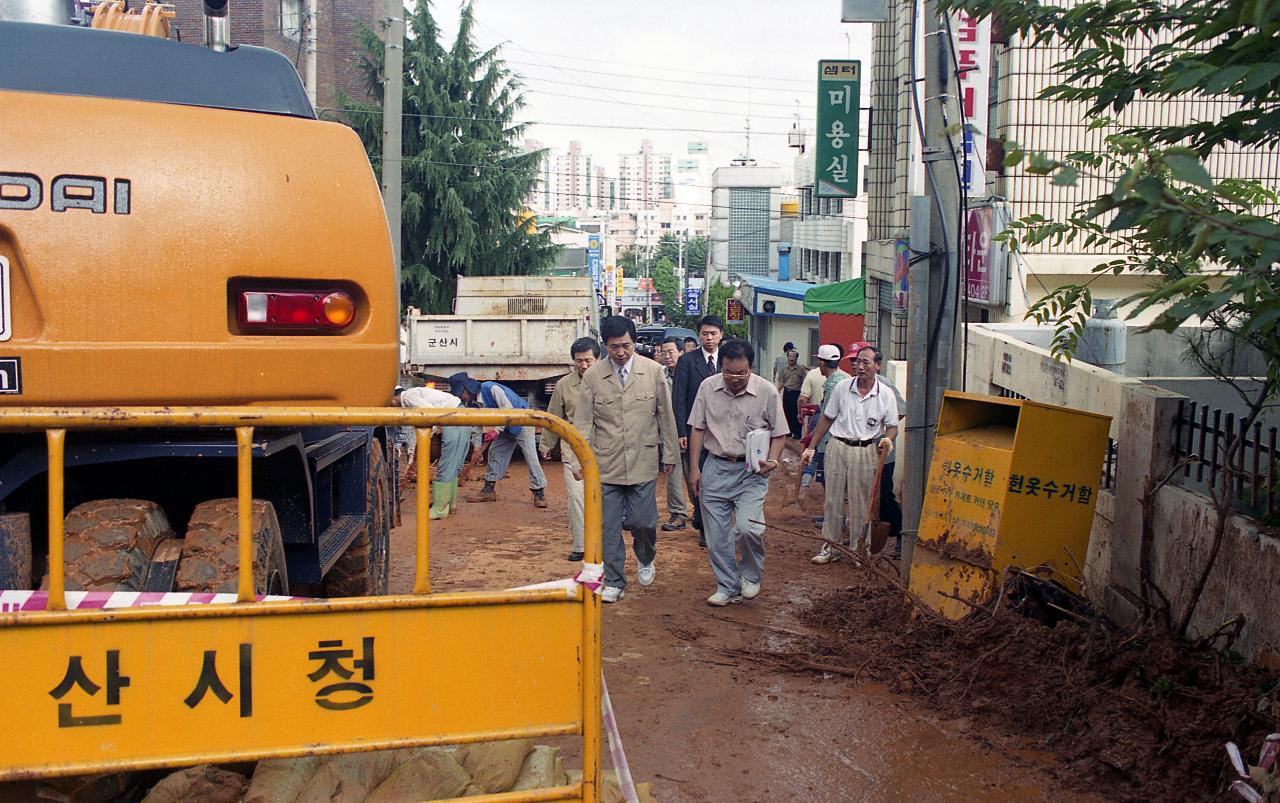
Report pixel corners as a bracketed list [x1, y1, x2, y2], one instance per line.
[800, 343, 898, 563]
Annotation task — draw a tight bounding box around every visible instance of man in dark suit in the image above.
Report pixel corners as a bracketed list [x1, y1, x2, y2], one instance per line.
[672, 314, 725, 547]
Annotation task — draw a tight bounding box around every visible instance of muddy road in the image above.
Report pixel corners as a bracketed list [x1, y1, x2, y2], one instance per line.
[392, 457, 1100, 802]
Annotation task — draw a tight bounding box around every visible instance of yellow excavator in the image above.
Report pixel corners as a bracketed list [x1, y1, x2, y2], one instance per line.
[0, 0, 398, 599]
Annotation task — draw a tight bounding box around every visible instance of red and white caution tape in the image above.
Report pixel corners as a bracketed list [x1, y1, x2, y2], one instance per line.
[0, 589, 296, 612]
[513, 563, 636, 802]
[600, 673, 639, 803]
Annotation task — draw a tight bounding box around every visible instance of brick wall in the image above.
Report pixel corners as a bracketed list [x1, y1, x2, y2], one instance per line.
[165, 0, 378, 111]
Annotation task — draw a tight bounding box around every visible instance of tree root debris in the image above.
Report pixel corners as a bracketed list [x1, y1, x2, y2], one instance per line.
[737, 561, 1278, 802]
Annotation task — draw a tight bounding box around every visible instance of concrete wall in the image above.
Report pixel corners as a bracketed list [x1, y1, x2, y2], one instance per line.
[1089, 383, 1280, 665]
[965, 327, 1280, 664]
[963, 324, 1137, 439]
[1148, 485, 1280, 665]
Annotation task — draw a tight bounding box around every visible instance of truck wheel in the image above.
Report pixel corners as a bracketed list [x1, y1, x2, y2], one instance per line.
[40, 499, 174, 591]
[175, 499, 289, 595]
[324, 440, 390, 597]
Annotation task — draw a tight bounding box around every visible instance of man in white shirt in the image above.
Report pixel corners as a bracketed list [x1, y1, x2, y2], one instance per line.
[391, 385, 470, 519]
[799, 345, 899, 563]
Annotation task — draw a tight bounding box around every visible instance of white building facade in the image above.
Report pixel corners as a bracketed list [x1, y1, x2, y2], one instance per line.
[707, 161, 786, 286]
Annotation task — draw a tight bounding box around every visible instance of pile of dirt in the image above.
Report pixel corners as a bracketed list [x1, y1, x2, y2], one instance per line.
[770, 562, 1279, 802]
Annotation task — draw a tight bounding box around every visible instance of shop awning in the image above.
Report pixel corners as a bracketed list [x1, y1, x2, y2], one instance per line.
[803, 278, 865, 315]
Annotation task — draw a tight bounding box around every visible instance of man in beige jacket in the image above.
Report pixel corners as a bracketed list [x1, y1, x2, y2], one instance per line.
[540, 336, 600, 563]
[570, 315, 680, 603]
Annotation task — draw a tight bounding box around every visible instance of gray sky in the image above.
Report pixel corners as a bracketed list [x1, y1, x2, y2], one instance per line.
[435, 0, 874, 180]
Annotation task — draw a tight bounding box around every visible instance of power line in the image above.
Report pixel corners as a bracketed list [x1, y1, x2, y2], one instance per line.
[363, 155, 814, 211]
[475, 18, 748, 156]
[321, 105, 801, 136]
[499, 48, 814, 88]
[528, 88, 806, 122]
[519, 74, 814, 111]
[507, 60, 814, 93]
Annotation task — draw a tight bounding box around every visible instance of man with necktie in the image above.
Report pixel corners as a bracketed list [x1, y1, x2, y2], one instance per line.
[569, 316, 679, 603]
[672, 314, 725, 548]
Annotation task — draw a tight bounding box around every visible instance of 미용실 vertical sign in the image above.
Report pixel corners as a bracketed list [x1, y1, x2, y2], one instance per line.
[816, 60, 861, 198]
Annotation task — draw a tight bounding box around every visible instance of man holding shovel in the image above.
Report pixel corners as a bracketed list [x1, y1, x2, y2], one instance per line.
[799, 345, 899, 564]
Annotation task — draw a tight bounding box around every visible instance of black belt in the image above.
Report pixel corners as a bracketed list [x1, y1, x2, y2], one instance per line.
[712, 453, 747, 462]
[834, 436, 876, 448]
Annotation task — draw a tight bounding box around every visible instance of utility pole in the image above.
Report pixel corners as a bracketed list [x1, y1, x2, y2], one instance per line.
[901, 2, 961, 581]
[380, 0, 404, 307]
[303, 0, 317, 107]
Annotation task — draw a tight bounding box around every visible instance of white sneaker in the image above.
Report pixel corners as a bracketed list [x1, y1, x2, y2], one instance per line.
[601, 586, 625, 604]
[706, 591, 743, 607]
[741, 579, 761, 600]
[810, 544, 841, 564]
[637, 561, 655, 586]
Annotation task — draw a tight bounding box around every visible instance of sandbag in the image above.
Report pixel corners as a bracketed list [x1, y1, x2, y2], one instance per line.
[510, 745, 567, 791]
[292, 750, 406, 803]
[565, 769, 623, 803]
[563, 769, 659, 803]
[363, 751, 471, 803]
[454, 739, 533, 794]
[140, 765, 248, 803]
[244, 756, 321, 803]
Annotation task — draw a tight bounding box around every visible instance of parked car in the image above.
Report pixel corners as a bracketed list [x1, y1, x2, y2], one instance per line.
[635, 325, 697, 358]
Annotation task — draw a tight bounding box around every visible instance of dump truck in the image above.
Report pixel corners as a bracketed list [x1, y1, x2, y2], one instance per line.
[404, 276, 598, 406]
[0, 0, 398, 598]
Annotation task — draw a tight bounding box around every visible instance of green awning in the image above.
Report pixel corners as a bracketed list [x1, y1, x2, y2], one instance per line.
[803, 278, 866, 315]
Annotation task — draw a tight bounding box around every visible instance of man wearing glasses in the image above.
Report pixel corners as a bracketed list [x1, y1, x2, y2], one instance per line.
[569, 316, 679, 603]
[687, 339, 789, 606]
[799, 344, 899, 564]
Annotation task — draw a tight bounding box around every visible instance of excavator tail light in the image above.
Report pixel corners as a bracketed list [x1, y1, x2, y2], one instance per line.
[237, 290, 357, 332]
[322, 292, 356, 327]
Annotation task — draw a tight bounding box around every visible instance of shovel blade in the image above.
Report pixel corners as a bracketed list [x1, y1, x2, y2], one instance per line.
[867, 521, 892, 554]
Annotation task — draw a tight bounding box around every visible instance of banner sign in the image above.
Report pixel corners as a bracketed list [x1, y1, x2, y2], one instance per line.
[726, 298, 745, 323]
[816, 60, 861, 198]
[684, 289, 702, 315]
[587, 235, 603, 293]
[950, 13, 991, 197]
[963, 205, 1007, 307]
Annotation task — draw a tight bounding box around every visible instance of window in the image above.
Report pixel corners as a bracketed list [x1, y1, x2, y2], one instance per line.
[728, 188, 770, 277]
[832, 252, 842, 282]
[279, 0, 302, 40]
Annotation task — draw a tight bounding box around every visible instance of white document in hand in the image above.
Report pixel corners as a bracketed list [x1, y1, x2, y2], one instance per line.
[744, 428, 771, 474]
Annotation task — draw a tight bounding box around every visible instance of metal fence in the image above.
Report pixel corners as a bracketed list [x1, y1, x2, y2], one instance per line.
[1174, 399, 1279, 519]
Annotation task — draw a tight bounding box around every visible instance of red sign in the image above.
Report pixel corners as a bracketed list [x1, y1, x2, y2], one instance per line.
[726, 298, 745, 323]
[965, 207, 993, 303]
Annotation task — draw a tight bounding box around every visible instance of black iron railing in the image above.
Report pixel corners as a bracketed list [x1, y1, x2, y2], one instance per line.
[1175, 399, 1278, 519]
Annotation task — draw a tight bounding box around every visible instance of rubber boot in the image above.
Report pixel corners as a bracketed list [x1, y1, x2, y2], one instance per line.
[467, 480, 497, 503]
[429, 480, 457, 520]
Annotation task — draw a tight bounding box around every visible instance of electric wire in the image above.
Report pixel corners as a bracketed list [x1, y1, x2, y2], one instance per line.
[501, 49, 814, 88]
[319, 106, 801, 136]
[474, 17, 747, 156]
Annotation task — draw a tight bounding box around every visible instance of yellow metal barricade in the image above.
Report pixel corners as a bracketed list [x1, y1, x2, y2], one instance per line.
[0, 407, 602, 803]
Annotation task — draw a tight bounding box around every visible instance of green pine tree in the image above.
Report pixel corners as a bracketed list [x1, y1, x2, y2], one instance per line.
[338, 1, 559, 313]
